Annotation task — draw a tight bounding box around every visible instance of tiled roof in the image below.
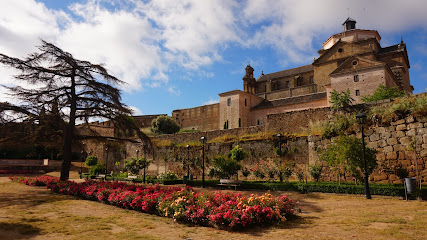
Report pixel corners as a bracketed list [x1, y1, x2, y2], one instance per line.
[256, 64, 313, 82]
[251, 92, 327, 110]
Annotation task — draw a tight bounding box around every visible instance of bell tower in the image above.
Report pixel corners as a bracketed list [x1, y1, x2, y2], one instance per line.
[242, 64, 256, 94]
[343, 17, 356, 31]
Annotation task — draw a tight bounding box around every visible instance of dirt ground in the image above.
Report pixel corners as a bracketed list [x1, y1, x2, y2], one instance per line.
[0, 173, 426, 240]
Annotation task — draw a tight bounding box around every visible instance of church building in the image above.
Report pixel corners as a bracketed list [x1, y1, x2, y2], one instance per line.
[172, 18, 412, 131]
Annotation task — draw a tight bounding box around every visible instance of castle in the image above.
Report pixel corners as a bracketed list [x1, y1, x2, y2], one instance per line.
[172, 18, 412, 131]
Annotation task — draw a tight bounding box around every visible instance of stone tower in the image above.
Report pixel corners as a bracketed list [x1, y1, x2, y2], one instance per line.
[243, 64, 256, 94]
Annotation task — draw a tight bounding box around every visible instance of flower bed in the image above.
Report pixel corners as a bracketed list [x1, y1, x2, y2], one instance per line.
[10, 176, 299, 230]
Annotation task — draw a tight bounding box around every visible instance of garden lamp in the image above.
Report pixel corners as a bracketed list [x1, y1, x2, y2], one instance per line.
[356, 111, 371, 199]
[200, 136, 207, 188]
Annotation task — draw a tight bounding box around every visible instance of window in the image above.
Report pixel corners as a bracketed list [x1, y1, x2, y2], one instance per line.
[354, 75, 359, 82]
[296, 76, 303, 86]
[338, 48, 343, 53]
[257, 119, 260, 126]
[310, 76, 314, 83]
[352, 60, 358, 66]
[355, 90, 360, 96]
[227, 98, 231, 106]
[286, 81, 290, 88]
[244, 99, 247, 106]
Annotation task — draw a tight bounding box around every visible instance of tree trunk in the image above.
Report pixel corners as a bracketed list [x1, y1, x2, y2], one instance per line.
[60, 69, 77, 181]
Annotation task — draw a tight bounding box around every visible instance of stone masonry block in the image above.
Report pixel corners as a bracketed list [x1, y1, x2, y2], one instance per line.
[397, 151, 405, 160]
[405, 115, 415, 123]
[396, 124, 407, 131]
[378, 140, 387, 148]
[423, 134, 427, 144]
[381, 132, 391, 139]
[384, 146, 394, 153]
[369, 133, 380, 142]
[408, 122, 423, 129]
[387, 126, 396, 132]
[367, 141, 378, 149]
[376, 127, 385, 133]
[420, 149, 427, 157]
[386, 138, 398, 146]
[393, 144, 405, 151]
[386, 152, 397, 160]
[407, 129, 416, 137]
[391, 119, 405, 126]
[399, 137, 412, 146]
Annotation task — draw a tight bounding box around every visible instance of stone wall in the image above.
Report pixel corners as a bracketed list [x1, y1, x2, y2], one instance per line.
[265, 107, 330, 134]
[172, 103, 219, 131]
[308, 116, 427, 184]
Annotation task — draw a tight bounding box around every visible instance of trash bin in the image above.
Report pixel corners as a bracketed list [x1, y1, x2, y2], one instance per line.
[405, 177, 416, 194]
[183, 175, 188, 184]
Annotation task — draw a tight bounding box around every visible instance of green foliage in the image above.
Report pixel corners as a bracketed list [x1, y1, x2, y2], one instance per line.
[319, 136, 378, 181]
[209, 155, 241, 179]
[90, 162, 105, 175]
[361, 84, 405, 103]
[229, 145, 246, 161]
[329, 89, 354, 111]
[85, 156, 98, 167]
[321, 114, 356, 138]
[158, 171, 178, 180]
[151, 115, 180, 134]
[124, 157, 150, 175]
[241, 168, 251, 177]
[309, 164, 323, 182]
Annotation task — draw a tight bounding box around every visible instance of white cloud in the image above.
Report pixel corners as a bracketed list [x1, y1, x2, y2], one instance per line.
[167, 86, 181, 96]
[202, 98, 219, 105]
[128, 105, 143, 116]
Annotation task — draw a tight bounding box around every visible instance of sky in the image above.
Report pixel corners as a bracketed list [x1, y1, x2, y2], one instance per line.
[1, 0, 427, 117]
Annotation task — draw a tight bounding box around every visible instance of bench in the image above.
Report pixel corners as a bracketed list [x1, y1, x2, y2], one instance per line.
[125, 175, 138, 182]
[217, 179, 241, 190]
[95, 174, 106, 180]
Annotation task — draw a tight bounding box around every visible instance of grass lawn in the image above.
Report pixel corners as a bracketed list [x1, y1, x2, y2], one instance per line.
[0, 174, 426, 240]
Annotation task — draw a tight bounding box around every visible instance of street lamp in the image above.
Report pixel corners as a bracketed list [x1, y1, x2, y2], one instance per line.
[142, 145, 146, 184]
[136, 149, 139, 158]
[276, 133, 284, 182]
[200, 136, 207, 188]
[105, 147, 109, 175]
[80, 150, 85, 178]
[356, 111, 371, 199]
[186, 145, 190, 179]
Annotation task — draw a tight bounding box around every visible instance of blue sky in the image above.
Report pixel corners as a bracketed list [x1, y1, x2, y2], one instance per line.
[1, 0, 427, 117]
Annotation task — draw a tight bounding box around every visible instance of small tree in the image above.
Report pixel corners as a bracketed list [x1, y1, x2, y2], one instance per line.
[151, 115, 180, 134]
[210, 145, 246, 179]
[361, 84, 405, 103]
[124, 157, 150, 175]
[329, 89, 354, 111]
[309, 164, 323, 182]
[319, 136, 377, 184]
[85, 156, 98, 173]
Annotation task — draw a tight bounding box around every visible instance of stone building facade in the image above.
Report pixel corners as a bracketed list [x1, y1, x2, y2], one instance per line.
[173, 18, 412, 131]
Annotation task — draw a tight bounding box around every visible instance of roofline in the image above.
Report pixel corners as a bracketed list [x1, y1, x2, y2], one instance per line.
[218, 89, 245, 97]
[250, 92, 327, 110]
[322, 29, 381, 47]
[256, 64, 314, 82]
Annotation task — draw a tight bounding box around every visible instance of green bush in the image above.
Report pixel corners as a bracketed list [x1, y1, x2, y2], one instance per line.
[151, 115, 180, 134]
[90, 162, 106, 175]
[329, 89, 354, 111]
[158, 172, 178, 180]
[361, 84, 405, 103]
[85, 156, 98, 167]
[124, 157, 150, 175]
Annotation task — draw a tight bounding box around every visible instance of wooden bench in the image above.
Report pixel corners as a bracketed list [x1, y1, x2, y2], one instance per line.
[125, 175, 138, 182]
[217, 179, 241, 190]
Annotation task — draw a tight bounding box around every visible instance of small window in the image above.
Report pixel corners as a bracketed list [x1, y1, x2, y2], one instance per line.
[244, 99, 247, 106]
[297, 77, 303, 86]
[338, 48, 343, 53]
[355, 90, 360, 96]
[310, 76, 314, 83]
[354, 75, 359, 82]
[227, 98, 231, 106]
[352, 60, 358, 66]
[257, 119, 260, 126]
[286, 81, 290, 88]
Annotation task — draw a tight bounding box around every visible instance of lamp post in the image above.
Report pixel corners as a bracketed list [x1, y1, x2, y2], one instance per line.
[356, 111, 371, 199]
[142, 145, 146, 184]
[80, 151, 84, 177]
[186, 145, 190, 179]
[104, 147, 109, 175]
[200, 136, 207, 188]
[276, 133, 283, 182]
[136, 149, 139, 158]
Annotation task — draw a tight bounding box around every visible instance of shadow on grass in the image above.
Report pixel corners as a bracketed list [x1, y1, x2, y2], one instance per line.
[0, 182, 73, 209]
[0, 222, 41, 237]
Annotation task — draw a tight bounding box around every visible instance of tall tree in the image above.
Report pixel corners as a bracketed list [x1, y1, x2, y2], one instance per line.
[0, 40, 149, 180]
